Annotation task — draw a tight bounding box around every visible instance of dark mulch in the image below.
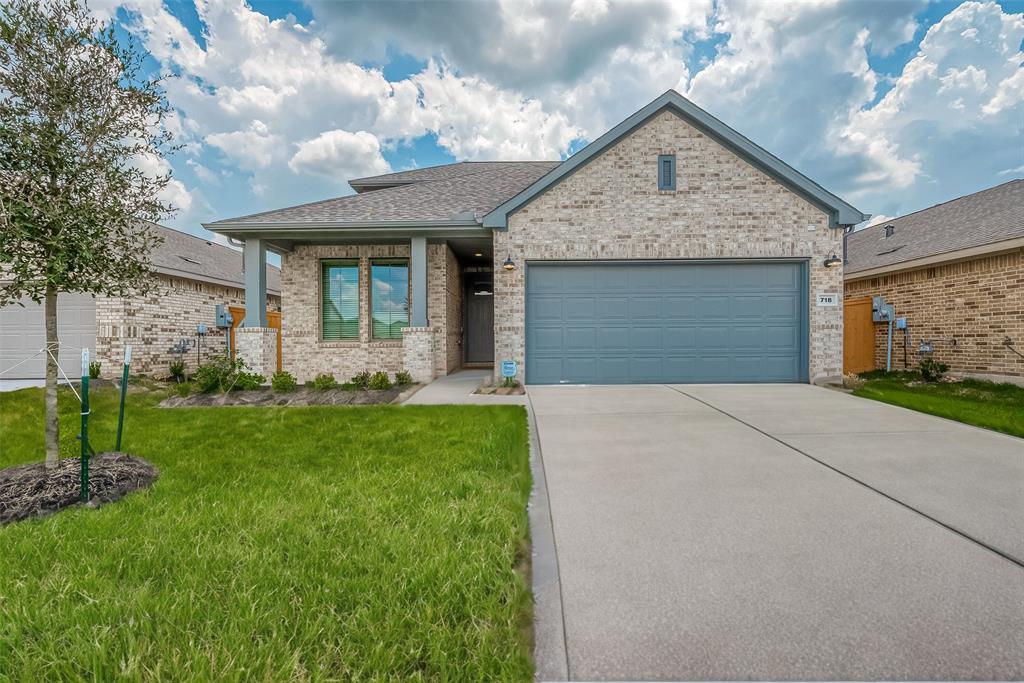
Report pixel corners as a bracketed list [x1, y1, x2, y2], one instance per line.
[0, 453, 159, 524]
[159, 385, 410, 408]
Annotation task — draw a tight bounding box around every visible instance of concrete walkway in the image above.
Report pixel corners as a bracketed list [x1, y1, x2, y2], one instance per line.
[403, 369, 526, 405]
[530, 383, 1024, 681]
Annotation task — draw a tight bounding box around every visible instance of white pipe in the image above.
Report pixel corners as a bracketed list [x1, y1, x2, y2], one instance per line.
[886, 318, 893, 372]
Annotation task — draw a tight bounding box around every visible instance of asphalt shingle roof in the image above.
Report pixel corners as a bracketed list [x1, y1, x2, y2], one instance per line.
[208, 161, 560, 226]
[846, 179, 1024, 274]
[150, 223, 281, 293]
[348, 161, 557, 190]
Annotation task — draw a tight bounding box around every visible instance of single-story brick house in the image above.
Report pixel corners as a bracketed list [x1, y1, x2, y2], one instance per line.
[0, 223, 280, 380]
[206, 90, 868, 386]
[845, 179, 1023, 382]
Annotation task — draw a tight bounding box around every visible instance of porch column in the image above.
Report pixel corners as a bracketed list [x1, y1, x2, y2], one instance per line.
[410, 236, 428, 327]
[243, 237, 268, 327]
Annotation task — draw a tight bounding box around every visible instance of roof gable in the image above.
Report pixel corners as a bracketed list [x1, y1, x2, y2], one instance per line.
[482, 90, 868, 229]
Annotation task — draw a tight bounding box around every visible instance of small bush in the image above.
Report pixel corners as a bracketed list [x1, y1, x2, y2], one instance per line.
[368, 371, 392, 390]
[313, 373, 339, 390]
[194, 355, 250, 394]
[88, 361, 101, 379]
[394, 370, 413, 386]
[501, 376, 519, 388]
[233, 371, 265, 391]
[919, 357, 949, 383]
[350, 371, 371, 389]
[271, 370, 297, 392]
[175, 382, 192, 398]
[169, 358, 186, 381]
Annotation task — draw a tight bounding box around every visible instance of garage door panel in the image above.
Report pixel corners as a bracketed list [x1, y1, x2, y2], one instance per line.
[525, 262, 806, 384]
[0, 293, 96, 379]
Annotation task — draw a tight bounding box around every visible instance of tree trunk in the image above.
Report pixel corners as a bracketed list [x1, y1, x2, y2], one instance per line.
[44, 283, 60, 468]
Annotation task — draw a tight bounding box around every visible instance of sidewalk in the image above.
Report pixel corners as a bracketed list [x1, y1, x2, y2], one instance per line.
[403, 369, 526, 405]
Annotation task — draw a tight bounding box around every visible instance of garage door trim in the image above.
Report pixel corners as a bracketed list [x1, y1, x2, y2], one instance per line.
[523, 258, 810, 385]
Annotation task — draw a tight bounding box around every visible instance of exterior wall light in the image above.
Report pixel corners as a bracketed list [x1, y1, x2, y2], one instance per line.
[823, 251, 842, 268]
[502, 253, 516, 271]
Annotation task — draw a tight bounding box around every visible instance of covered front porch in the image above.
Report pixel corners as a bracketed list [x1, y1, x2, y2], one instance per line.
[229, 227, 495, 385]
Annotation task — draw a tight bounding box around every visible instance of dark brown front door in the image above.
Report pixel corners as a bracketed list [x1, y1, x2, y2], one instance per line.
[465, 284, 494, 364]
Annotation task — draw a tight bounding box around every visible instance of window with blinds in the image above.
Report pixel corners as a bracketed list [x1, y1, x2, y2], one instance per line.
[370, 259, 409, 340]
[321, 260, 359, 340]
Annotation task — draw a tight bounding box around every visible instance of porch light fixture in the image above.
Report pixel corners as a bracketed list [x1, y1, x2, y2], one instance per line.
[502, 253, 516, 271]
[474, 251, 483, 257]
[823, 251, 842, 268]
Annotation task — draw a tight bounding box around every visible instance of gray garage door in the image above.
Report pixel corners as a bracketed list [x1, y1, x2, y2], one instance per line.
[0, 294, 96, 379]
[525, 261, 807, 384]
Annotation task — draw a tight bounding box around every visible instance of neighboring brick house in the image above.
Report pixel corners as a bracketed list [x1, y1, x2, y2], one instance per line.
[0, 223, 280, 380]
[206, 90, 867, 386]
[845, 180, 1024, 382]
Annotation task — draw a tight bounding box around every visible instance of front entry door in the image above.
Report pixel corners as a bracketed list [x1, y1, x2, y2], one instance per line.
[464, 284, 494, 364]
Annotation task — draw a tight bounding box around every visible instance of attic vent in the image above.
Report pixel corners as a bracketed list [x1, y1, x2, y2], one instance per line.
[877, 245, 905, 256]
[883, 225, 895, 238]
[178, 255, 201, 265]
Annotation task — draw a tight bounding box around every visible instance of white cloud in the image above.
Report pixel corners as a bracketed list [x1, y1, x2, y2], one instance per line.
[288, 129, 390, 180]
[206, 120, 283, 170]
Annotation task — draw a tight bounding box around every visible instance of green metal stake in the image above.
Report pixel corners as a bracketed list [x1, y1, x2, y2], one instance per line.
[115, 345, 131, 451]
[80, 349, 91, 503]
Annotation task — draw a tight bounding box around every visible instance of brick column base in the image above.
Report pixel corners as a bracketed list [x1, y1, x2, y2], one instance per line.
[402, 326, 436, 383]
[235, 327, 277, 380]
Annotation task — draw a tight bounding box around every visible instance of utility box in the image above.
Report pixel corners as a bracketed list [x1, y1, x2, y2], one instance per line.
[215, 304, 233, 328]
[872, 296, 894, 322]
[895, 317, 907, 330]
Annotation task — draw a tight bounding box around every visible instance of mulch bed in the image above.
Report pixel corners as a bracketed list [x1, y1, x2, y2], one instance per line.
[159, 385, 410, 408]
[0, 453, 159, 524]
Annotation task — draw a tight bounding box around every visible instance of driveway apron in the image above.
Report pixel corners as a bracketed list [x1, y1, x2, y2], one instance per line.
[529, 384, 1024, 681]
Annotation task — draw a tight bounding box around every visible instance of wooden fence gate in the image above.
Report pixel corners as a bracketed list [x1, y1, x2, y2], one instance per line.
[843, 296, 875, 375]
[228, 306, 282, 372]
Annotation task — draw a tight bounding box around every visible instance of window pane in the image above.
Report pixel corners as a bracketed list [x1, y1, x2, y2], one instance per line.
[371, 260, 409, 340]
[321, 261, 359, 340]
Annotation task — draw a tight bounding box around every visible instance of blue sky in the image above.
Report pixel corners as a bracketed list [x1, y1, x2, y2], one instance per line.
[95, 0, 1024, 241]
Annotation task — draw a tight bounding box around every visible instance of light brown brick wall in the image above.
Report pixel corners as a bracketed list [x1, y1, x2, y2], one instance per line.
[445, 246, 463, 373]
[95, 273, 280, 378]
[844, 250, 1023, 378]
[280, 243, 451, 383]
[495, 109, 843, 383]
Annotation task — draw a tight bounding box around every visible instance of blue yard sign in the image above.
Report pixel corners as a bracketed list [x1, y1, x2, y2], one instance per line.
[500, 360, 517, 378]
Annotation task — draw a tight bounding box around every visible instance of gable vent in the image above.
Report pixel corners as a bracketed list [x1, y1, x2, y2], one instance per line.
[883, 224, 895, 238]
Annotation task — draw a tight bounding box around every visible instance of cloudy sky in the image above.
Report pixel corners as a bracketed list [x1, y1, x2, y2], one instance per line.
[95, 0, 1024, 240]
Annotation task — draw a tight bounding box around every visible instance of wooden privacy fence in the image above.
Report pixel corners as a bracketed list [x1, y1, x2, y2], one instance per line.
[843, 296, 875, 375]
[228, 306, 282, 372]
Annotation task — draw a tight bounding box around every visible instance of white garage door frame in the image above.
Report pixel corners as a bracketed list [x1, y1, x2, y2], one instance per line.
[523, 258, 811, 385]
[0, 293, 97, 380]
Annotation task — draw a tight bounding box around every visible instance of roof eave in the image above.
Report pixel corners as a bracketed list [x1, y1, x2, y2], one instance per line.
[845, 236, 1024, 280]
[483, 90, 868, 229]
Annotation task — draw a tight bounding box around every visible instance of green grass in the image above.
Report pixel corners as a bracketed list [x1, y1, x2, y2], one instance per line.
[853, 372, 1024, 438]
[0, 386, 533, 681]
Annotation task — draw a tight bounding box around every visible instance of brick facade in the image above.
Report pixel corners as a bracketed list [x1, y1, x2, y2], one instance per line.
[494, 110, 843, 383]
[95, 273, 280, 379]
[235, 327, 278, 378]
[445, 247, 464, 373]
[844, 249, 1023, 379]
[280, 243, 455, 383]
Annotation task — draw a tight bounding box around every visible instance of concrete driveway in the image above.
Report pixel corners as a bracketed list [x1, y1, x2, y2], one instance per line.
[528, 384, 1024, 681]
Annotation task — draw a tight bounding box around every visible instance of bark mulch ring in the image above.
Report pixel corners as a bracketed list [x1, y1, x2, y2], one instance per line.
[0, 453, 159, 524]
[159, 385, 411, 408]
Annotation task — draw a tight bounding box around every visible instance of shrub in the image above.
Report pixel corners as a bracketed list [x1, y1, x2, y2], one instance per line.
[394, 370, 413, 386]
[501, 376, 519, 388]
[271, 370, 297, 392]
[88, 361, 101, 379]
[350, 371, 371, 389]
[194, 354, 251, 394]
[919, 358, 949, 383]
[174, 381, 192, 398]
[169, 358, 186, 381]
[368, 371, 392, 390]
[233, 371, 265, 391]
[313, 373, 339, 390]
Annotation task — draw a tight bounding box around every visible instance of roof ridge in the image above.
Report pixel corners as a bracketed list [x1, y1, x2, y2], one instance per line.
[859, 178, 1023, 236]
[349, 159, 560, 185]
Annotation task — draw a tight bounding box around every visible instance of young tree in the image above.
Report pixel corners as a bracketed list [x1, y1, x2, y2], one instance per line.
[0, 0, 176, 466]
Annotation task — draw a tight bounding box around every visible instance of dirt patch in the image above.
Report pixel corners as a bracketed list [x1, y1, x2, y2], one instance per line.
[475, 385, 525, 396]
[0, 453, 159, 524]
[158, 385, 410, 408]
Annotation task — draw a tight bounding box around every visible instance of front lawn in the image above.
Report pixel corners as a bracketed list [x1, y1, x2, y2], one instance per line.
[853, 371, 1024, 438]
[0, 386, 532, 681]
